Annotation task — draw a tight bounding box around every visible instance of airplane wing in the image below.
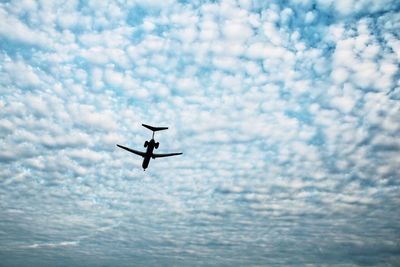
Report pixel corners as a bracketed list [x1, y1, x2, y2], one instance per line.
[117, 144, 146, 157]
[152, 152, 182, 158]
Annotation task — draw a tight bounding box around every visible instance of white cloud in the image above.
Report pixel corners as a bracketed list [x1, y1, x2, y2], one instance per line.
[262, 22, 283, 46]
[199, 19, 219, 41]
[331, 95, 356, 113]
[66, 149, 104, 163]
[0, 7, 51, 47]
[27, 95, 48, 116]
[104, 67, 123, 87]
[81, 47, 110, 65]
[0, 1, 399, 266]
[57, 11, 79, 29]
[313, 0, 399, 16]
[213, 56, 241, 72]
[3, 58, 42, 88]
[222, 20, 253, 40]
[305, 11, 315, 23]
[331, 67, 349, 84]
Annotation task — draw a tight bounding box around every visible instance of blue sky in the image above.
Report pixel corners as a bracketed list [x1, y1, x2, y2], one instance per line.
[0, 0, 399, 266]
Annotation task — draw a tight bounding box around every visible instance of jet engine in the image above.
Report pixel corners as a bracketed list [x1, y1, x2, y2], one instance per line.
[144, 141, 148, 147]
[155, 142, 159, 149]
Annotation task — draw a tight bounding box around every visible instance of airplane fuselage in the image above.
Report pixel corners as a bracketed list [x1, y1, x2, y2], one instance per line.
[142, 139, 156, 170]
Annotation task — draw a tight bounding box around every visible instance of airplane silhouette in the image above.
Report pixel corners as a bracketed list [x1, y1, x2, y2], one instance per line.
[117, 124, 182, 170]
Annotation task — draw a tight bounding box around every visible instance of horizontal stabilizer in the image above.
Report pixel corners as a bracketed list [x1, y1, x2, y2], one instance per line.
[142, 124, 168, 132]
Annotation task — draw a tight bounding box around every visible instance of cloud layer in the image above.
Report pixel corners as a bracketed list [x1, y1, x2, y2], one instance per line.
[1, 0, 399, 266]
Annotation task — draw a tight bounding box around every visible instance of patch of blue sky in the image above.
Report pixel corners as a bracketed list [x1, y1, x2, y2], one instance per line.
[0, 41, 42, 63]
[127, 5, 149, 26]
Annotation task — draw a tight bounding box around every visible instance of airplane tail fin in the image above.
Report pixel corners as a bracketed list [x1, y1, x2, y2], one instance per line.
[142, 124, 168, 132]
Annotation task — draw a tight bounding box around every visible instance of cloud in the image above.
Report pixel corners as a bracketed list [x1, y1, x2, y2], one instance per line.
[0, 7, 51, 47]
[2, 57, 42, 88]
[222, 20, 253, 40]
[20, 241, 80, 249]
[0, 0, 399, 266]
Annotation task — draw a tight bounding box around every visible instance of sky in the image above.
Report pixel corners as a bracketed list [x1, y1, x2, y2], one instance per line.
[0, 0, 399, 266]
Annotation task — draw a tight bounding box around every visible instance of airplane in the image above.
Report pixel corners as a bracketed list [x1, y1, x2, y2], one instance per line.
[117, 124, 182, 170]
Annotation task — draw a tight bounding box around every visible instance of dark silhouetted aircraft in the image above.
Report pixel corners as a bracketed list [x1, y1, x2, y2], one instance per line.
[117, 124, 182, 170]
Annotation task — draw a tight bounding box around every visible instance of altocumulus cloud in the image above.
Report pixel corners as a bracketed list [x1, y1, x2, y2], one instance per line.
[0, 0, 400, 266]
